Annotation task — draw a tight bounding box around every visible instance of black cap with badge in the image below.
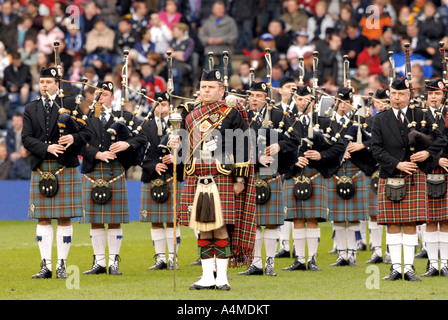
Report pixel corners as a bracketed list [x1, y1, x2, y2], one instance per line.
[249, 81, 268, 94]
[390, 77, 409, 90]
[40, 67, 60, 79]
[201, 69, 222, 82]
[337, 86, 354, 100]
[154, 91, 170, 101]
[426, 79, 446, 92]
[296, 84, 312, 97]
[97, 81, 114, 94]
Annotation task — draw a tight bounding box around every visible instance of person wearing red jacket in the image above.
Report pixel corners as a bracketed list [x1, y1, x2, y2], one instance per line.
[356, 39, 383, 75]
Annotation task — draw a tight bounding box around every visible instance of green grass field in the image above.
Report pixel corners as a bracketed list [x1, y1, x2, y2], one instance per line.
[1, 220, 447, 301]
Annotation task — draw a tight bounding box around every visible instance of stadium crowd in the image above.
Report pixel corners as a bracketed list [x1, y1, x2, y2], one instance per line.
[0, 0, 447, 180]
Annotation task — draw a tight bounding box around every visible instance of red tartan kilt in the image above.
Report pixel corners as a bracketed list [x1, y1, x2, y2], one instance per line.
[427, 167, 448, 222]
[178, 174, 236, 226]
[377, 170, 427, 225]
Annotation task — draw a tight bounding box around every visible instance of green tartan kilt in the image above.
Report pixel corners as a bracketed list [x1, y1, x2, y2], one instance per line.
[328, 161, 370, 223]
[140, 180, 183, 223]
[28, 159, 83, 219]
[284, 166, 327, 222]
[255, 175, 285, 226]
[81, 160, 129, 225]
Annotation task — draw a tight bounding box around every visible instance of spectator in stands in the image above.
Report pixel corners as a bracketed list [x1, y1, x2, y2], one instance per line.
[27, 1, 43, 31]
[350, 0, 369, 24]
[19, 38, 38, 68]
[259, 0, 282, 34]
[358, 0, 393, 41]
[134, 28, 155, 64]
[30, 51, 49, 93]
[140, 63, 167, 99]
[356, 39, 383, 75]
[6, 112, 23, 160]
[306, 1, 335, 42]
[0, 41, 11, 81]
[405, 20, 434, 58]
[37, 15, 65, 55]
[96, 0, 119, 28]
[130, 0, 151, 34]
[167, 22, 195, 96]
[149, 12, 173, 56]
[238, 61, 251, 90]
[0, 13, 37, 54]
[8, 145, 31, 180]
[267, 19, 294, 56]
[341, 21, 369, 70]
[159, 0, 187, 30]
[147, 52, 168, 78]
[320, 32, 344, 86]
[84, 17, 115, 71]
[287, 28, 315, 59]
[418, 1, 445, 47]
[113, 16, 140, 67]
[158, 0, 192, 22]
[65, 22, 85, 58]
[3, 51, 32, 107]
[79, 1, 101, 41]
[281, 0, 309, 32]
[432, 35, 448, 79]
[353, 63, 370, 94]
[394, 5, 411, 38]
[0, 143, 12, 180]
[0, 0, 19, 27]
[334, 4, 353, 37]
[233, 0, 258, 54]
[438, 0, 448, 35]
[411, 63, 427, 97]
[379, 26, 399, 63]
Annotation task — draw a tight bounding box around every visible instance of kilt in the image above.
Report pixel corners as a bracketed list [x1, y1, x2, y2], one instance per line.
[328, 160, 370, 223]
[140, 180, 183, 223]
[255, 175, 285, 226]
[81, 160, 129, 225]
[284, 166, 327, 222]
[426, 167, 448, 222]
[28, 159, 83, 219]
[377, 170, 427, 225]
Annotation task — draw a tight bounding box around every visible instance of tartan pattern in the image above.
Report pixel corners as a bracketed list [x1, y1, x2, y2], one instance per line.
[366, 175, 378, 217]
[214, 238, 231, 258]
[198, 239, 214, 259]
[377, 170, 427, 225]
[255, 175, 285, 226]
[28, 159, 83, 219]
[328, 160, 371, 222]
[427, 167, 448, 222]
[183, 102, 257, 266]
[81, 160, 129, 225]
[139, 180, 183, 223]
[284, 166, 327, 222]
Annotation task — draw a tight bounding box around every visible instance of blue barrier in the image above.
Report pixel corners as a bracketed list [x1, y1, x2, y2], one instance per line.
[0, 180, 144, 221]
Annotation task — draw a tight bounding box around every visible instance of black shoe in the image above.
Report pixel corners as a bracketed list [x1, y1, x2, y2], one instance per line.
[168, 258, 179, 270]
[421, 261, 439, 277]
[216, 284, 231, 291]
[307, 256, 321, 271]
[109, 255, 122, 275]
[83, 255, 107, 275]
[330, 256, 348, 266]
[31, 259, 52, 279]
[440, 266, 448, 277]
[383, 268, 402, 281]
[275, 248, 290, 258]
[237, 264, 263, 275]
[189, 283, 215, 290]
[148, 255, 168, 270]
[404, 269, 422, 281]
[282, 258, 306, 271]
[365, 253, 383, 264]
[190, 258, 201, 266]
[328, 247, 338, 254]
[415, 249, 428, 259]
[56, 260, 67, 279]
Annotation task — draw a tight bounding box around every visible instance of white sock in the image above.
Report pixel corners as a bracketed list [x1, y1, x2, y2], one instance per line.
[264, 228, 279, 262]
[293, 228, 306, 263]
[278, 221, 292, 251]
[215, 258, 229, 287]
[151, 228, 166, 262]
[347, 224, 359, 258]
[108, 228, 123, 267]
[36, 224, 53, 270]
[90, 228, 107, 267]
[386, 232, 402, 273]
[333, 224, 347, 259]
[439, 231, 448, 268]
[56, 225, 73, 268]
[424, 230, 439, 269]
[306, 228, 320, 261]
[369, 221, 383, 256]
[360, 220, 367, 244]
[166, 227, 181, 260]
[252, 227, 263, 268]
[403, 233, 418, 273]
